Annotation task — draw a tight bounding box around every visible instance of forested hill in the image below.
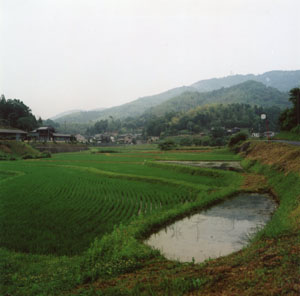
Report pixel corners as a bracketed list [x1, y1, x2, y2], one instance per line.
[143, 103, 282, 137]
[146, 80, 290, 117]
[192, 70, 300, 92]
[55, 85, 196, 124]
[53, 70, 299, 125]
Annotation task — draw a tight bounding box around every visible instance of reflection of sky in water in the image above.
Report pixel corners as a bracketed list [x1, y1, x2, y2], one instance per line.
[145, 194, 277, 263]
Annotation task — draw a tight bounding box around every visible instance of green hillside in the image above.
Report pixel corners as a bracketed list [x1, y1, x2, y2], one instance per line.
[53, 70, 299, 125]
[55, 86, 196, 124]
[192, 70, 300, 92]
[146, 80, 290, 117]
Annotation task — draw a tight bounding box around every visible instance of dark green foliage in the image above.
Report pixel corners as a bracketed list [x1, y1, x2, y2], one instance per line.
[179, 137, 193, 146]
[0, 94, 38, 131]
[147, 81, 289, 117]
[158, 140, 176, 150]
[40, 151, 52, 158]
[43, 119, 60, 130]
[143, 103, 281, 138]
[279, 88, 300, 131]
[22, 154, 34, 159]
[228, 132, 249, 147]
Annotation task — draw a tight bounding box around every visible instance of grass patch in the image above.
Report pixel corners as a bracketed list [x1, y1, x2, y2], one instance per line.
[273, 131, 300, 141]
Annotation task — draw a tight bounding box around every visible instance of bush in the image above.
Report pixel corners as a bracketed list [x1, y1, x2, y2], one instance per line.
[291, 125, 300, 134]
[158, 140, 176, 151]
[0, 155, 7, 161]
[41, 151, 52, 158]
[22, 154, 34, 159]
[179, 138, 193, 146]
[228, 132, 248, 147]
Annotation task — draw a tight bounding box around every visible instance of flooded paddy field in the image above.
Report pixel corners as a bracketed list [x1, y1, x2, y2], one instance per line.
[160, 160, 243, 171]
[146, 193, 277, 263]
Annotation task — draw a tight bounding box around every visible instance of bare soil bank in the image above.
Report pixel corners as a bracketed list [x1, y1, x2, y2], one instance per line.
[239, 141, 300, 174]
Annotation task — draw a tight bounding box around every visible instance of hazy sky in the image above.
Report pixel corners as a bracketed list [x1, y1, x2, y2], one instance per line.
[1, 0, 300, 119]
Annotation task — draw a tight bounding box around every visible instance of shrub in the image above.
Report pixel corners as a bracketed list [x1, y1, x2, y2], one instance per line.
[22, 154, 34, 159]
[41, 151, 52, 158]
[158, 140, 176, 151]
[179, 138, 193, 146]
[291, 125, 300, 134]
[228, 132, 248, 147]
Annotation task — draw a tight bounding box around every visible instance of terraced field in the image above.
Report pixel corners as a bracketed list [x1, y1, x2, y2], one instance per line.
[0, 147, 244, 295]
[0, 148, 239, 256]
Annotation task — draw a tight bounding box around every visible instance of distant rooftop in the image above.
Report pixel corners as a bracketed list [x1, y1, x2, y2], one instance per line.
[53, 133, 71, 137]
[37, 126, 55, 131]
[0, 128, 27, 134]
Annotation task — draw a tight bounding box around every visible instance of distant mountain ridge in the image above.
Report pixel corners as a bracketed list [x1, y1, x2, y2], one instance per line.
[51, 110, 83, 120]
[146, 80, 290, 117]
[54, 86, 197, 124]
[191, 70, 300, 92]
[52, 70, 300, 124]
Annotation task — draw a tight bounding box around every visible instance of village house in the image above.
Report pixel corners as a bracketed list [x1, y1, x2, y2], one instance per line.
[75, 134, 87, 143]
[30, 126, 55, 141]
[29, 127, 72, 142]
[251, 132, 260, 138]
[117, 134, 136, 144]
[53, 133, 72, 142]
[147, 136, 159, 143]
[0, 128, 27, 141]
[264, 131, 275, 138]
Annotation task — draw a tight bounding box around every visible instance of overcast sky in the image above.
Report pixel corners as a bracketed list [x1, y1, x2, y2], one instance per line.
[1, 0, 300, 119]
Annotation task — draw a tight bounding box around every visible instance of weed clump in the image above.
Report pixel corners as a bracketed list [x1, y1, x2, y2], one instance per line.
[228, 132, 248, 148]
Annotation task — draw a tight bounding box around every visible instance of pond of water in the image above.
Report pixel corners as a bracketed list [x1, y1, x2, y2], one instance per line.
[145, 193, 277, 263]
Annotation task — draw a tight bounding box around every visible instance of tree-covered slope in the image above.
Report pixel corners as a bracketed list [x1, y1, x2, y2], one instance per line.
[146, 81, 290, 117]
[143, 103, 282, 137]
[55, 86, 197, 124]
[192, 70, 300, 92]
[53, 70, 299, 125]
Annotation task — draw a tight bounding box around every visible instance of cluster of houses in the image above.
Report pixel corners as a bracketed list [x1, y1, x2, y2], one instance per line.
[0, 127, 160, 144]
[90, 133, 156, 145]
[0, 126, 276, 143]
[0, 127, 74, 142]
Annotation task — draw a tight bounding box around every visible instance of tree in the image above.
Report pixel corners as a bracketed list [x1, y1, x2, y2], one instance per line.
[0, 95, 39, 130]
[158, 140, 176, 151]
[279, 88, 300, 131]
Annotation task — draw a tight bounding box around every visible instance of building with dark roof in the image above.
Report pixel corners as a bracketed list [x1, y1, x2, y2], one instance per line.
[0, 128, 27, 141]
[53, 133, 71, 142]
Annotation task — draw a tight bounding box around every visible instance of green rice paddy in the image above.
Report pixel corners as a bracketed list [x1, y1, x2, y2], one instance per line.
[0, 146, 244, 295]
[0, 148, 239, 256]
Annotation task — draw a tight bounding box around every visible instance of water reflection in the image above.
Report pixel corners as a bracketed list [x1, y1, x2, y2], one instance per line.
[145, 193, 277, 263]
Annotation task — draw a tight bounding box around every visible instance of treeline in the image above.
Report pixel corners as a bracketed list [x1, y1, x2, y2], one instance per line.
[144, 103, 282, 137]
[0, 95, 41, 131]
[0, 95, 63, 133]
[279, 88, 300, 131]
[86, 103, 282, 138]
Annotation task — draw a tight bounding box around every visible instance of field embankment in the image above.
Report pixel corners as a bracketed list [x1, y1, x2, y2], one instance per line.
[0, 140, 41, 160]
[30, 142, 89, 153]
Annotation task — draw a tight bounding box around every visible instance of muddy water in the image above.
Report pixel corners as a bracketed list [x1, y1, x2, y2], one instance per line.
[145, 193, 277, 263]
[160, 161, 243, 171]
